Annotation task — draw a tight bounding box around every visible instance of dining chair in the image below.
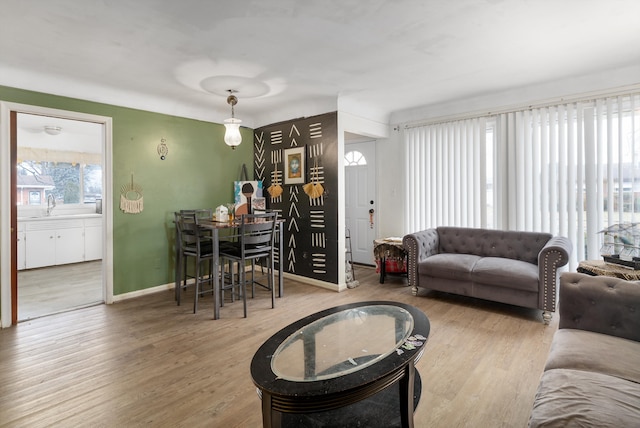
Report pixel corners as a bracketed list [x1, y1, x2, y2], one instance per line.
[219, 212, 277, 318]
[175, 209, 211, 303]
[176, 210, 217, 313]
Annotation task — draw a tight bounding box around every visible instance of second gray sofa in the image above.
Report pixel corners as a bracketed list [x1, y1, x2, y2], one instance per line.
[403, 227, 572, 323]
[528, 272, 640, 426]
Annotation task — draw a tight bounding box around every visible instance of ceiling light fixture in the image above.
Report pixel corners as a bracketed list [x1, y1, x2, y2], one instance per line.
[224, 90, 242, 149]
[44, 125, 62, 136]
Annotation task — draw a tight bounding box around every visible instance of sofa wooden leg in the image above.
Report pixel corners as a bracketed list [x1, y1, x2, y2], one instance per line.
[411, 285, 418, 296]
[542, 311, 552, 325]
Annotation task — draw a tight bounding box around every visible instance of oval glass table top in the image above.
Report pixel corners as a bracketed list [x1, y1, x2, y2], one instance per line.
[271, 304, 414, 382]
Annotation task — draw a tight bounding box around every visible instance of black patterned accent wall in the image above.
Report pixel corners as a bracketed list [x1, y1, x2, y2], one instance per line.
[254, 112, 338, 284]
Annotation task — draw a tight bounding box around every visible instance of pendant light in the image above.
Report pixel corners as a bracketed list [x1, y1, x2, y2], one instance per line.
[224, 90, 242, 149]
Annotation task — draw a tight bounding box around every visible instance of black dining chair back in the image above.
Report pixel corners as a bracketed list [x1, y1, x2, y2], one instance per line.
[220, 212, 277, 317]
[176, 210, 215, 313]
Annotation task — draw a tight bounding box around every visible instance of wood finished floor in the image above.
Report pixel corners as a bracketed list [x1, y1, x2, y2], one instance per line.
[0, 266, 557, 427]
[17, 261, 103, 321]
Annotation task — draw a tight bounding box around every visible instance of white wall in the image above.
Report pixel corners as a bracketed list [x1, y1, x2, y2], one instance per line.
[390, 64, 640, 126]
[375, 131, 405, 238]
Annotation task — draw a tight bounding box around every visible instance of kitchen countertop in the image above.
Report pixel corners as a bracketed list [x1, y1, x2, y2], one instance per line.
[18, 213, 102, 221]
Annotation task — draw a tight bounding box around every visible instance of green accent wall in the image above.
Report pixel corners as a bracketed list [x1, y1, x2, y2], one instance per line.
[1, 85, 253, 295]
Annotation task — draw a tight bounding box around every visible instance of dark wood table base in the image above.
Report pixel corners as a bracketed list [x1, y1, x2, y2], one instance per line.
[276, 371, 421, 428]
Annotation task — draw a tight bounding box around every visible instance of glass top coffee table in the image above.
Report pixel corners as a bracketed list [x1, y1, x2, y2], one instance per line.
[250, 301, 430, 428]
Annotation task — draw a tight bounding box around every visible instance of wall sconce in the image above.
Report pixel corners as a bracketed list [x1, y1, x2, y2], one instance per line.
[224, 90, 242, 149]
[157, 138, 168, 160]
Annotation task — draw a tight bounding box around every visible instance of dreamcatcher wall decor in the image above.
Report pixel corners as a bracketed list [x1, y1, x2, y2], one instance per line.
[120, 174, 144, 214]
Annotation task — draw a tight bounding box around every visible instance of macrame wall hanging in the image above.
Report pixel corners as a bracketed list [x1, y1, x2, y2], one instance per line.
[120, 174, 144, 214]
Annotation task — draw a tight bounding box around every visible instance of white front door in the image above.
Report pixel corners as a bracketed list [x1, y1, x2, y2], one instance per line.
[345, 141, 376, 265]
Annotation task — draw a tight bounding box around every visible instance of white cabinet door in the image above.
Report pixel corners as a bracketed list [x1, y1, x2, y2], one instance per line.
[84, 225, 103, 261]
[25, 219, 85, 268]
[25, 229, 56, 269]
[55, 227, 85, 265]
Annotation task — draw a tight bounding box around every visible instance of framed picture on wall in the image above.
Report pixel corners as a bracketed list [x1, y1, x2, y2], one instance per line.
[284, 147, 305, 184]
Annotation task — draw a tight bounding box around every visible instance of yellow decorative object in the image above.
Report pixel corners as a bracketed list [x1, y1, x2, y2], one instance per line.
[303, 159, 324, 200]
[267, 162, 283, 198]
[267, 184, 283, 198]
[303, 182, 324, 199]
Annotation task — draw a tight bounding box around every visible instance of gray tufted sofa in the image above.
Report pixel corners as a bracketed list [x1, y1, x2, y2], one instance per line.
[402, 227, 572, 323]
[528, 272, 640, 426]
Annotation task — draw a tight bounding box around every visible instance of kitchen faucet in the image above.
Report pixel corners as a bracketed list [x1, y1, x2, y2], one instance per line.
[46, 194, 56, 216]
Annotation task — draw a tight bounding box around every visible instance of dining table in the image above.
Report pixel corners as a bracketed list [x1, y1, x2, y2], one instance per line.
[174, 216, 285, 320]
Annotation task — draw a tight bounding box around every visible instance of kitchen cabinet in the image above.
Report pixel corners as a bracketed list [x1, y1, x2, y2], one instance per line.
[20, 216, 103, 269]
[84, 218, 103, 261]
[55, 226, 85, 265]
[24, 219, 85, 269]
[25, 228, 56, 269]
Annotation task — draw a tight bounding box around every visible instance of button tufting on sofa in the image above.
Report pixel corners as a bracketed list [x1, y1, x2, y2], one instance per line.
[403, 226, 572, 323]
[529, 272, 640, 426]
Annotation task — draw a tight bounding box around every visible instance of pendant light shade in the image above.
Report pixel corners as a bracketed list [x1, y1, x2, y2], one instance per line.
[224, 118, 242, 148]
[224, 91, 242, 149]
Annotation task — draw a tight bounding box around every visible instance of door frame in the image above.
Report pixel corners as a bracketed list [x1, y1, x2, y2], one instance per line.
[0, 102, 114, 327]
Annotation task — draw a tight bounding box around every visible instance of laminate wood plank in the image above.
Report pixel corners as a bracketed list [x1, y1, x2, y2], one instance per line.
[17, 261, 103, 320]
[0, 266, 557, 427]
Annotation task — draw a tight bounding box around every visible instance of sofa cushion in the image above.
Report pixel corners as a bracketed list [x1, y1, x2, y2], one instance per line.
[545, 329, 640, 384]
[437, 227, 551, 264]
[472, 257, 539, 292]
[529, 368, 640, 428]
[418, 253, 480, 281]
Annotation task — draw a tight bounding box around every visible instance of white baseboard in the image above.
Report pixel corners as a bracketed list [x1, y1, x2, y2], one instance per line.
[111, 282, 174, 302]
[110, 271, 344, 303]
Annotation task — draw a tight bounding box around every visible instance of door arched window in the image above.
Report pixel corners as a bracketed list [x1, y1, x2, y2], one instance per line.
[345, 150, 367, 166]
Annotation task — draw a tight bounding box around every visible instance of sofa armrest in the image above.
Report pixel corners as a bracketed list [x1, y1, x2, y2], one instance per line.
[537, 236, 572, 313]
[559, 272, 640, 342]
[403, 229, 439, 292]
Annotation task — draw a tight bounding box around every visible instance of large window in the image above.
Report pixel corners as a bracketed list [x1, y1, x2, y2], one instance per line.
[17, 161, 102, 205]
[405, 92, 640, 269]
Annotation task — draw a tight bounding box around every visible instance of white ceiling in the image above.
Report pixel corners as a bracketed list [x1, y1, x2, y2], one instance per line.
[17, 113, 102, 153]
[1, 0, 640, 128]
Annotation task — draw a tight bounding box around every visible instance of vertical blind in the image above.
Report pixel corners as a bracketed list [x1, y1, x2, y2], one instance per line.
[404, 93, 640, 269]
[405, 118, 487, 231]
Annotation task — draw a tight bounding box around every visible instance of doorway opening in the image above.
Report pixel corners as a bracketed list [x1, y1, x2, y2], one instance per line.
[0, 102, 113, 326]
[344, 138, 377, 266]
[16, 113, 104, 320]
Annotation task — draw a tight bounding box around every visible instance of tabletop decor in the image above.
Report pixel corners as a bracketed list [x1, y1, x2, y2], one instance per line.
[234, 164, 262, 215]
[215, 205, 229, 222]
[599, 222, 640, 268]
[225, 203, 235, 222]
